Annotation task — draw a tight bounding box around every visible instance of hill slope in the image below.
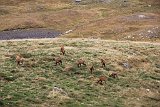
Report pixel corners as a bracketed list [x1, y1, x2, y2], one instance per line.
[0, 38, 160, 107]
[0, 0, 160, 41]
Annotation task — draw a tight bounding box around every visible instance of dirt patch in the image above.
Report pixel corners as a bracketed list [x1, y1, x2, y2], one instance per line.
[120, 13, 159, 21]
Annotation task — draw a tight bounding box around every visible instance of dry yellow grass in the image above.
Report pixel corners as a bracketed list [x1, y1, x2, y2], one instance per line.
[0, 0, 159, 41]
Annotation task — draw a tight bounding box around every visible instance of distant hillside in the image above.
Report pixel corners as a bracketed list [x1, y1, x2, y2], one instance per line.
[0, 0, 160, 41]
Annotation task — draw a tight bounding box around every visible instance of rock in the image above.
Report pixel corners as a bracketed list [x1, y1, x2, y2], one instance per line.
[47, 86, 70, 100]
[122, 62, 130, 69]
[75, 0, 81, 2]
[138, 15, 146, 18]
[48, 86, 68, 98]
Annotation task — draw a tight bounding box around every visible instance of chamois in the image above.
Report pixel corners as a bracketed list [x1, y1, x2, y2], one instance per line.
[76, 59, 86, 67]
[109, 72, 118, 78]
[96, 76, 107, 85]
[100, 58, 106, 67]
[54, 57, 62, 66]
[16, 54, 23, 65]
[89, 65, 94, 74]
[60, 45, 65, 55]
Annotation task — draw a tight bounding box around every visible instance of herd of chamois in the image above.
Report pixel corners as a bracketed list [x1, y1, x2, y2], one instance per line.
[15, 45, 118, 85]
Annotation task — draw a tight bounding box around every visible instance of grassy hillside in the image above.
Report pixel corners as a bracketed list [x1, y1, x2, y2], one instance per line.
[0, 38, 160, 107]
[0, 0, 160, 107]
[0, 0, 160, 41]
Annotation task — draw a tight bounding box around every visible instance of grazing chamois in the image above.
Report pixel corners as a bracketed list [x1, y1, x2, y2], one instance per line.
[100, 58, 106, 67]
[76, 59, 86, 67]
[96, 76, 107, 85]
[16, 54, 23, 65]
[54, 57, 62, 66]
[109, 72, 118, 78]
[60, 45, 65, 55]
[89, 65, 94, 74]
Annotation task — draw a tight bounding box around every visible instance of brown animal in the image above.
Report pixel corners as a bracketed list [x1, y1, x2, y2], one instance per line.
[100, 58, 105, 67]
[76, 59, 86, 67]
[96, 76, 107, 85]
[60, 45, 65, 55]
[89, 65, 94, 74]
[16, 55, 23, 65]
[54, 57, 62, 66]
[109, 72, 118, 78]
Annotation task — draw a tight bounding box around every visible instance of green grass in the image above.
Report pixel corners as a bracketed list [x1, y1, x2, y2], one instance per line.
[0, 38, 160, 107]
